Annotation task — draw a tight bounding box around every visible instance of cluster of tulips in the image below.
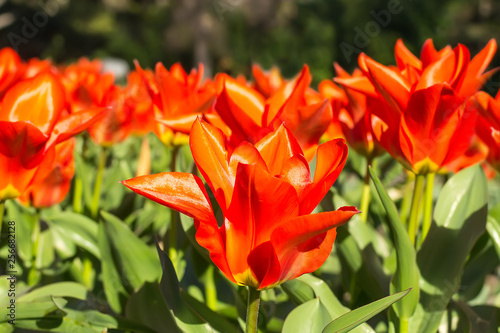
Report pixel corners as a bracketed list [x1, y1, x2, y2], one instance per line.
[0, 38, 499, 333]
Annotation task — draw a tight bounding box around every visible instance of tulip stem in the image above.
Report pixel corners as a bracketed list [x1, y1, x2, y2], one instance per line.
[27, 210, 41, 286]
[73, 176, 83, 214]
[168, 146, 180, 271]
[90, 147, 108, 220]
[407, 174, 425, 245]
[246, 287, 261, 333]
[400, 316, 409, 333]
[399, 175, 413, 228]
[420, 173, 435, 247]
[205, 264, 218, 311]
[360, 158, 374, 223]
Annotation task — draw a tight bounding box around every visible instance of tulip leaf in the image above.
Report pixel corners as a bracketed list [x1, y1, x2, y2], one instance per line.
[125, 282, 179, 333]
[322, 288, 411, 333]
[73, 150, 93, 210]
[486, 214, 500, 260]
[4, 200, 36, 263]
[282, 298, 332, 333]
[369, 167, 419, 324]
[291, 274, 375, 333]
[281, 278, 315, 304]
[97, 221, 128, 313]
[100, 211, 162, 289]
[411, 165, 488, 333]
[17, 282, 87, 302]
[156, 243, 213, 333]
[43, 211, 101, 259]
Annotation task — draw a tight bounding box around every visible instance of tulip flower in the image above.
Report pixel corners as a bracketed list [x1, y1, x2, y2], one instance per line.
[321, 63, 385, 160]
[135, 61, 224, 146]
[475, 90, 500, 172]
[0, 72, 105, 201]
[123, 118, 358, 290]
[19, 139, 75, 208]
[216, 65, 332, 161]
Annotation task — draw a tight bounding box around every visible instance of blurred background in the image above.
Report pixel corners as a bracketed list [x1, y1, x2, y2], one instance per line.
[1, 0, 500, 86]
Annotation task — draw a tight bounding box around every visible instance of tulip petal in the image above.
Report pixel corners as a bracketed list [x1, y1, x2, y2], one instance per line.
[214, 74, 266, 143]
[299, 138, 348, 214]
[362, 55, 411, 113]
[224, 163, 299, 281]
[395, 39, 422, 71]
[271, 207, 359, 282]
[265, 65, 311, 127]
[459, 39, 497, 97]
[247, 241, 281, 289]
[228, 141, 267, 178]
[157, 113, 202, 134]
[279, 100, 333, 161]
[255, 124, 304, 176]
[45, 107, 108, 149]
[0, 73, 65, 135]
[0, 121, 48, 168]
[190, 118, 233, 210]
[122, 172, 235, 283]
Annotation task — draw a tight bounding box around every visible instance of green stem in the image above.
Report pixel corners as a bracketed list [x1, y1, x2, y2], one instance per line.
[399, 316, 409, 333]
[360, 159, 374, 223]
[407, 174, 425, 245]
[399, 176, 413, 228]
[419, 173, 435, 247]
[205, 264, 218, 311]
[90, 147, 108, 219]
[73, 176, 83, 214]
[167, 146, 179, 271]
[28, 210, 41, 286]
[246, 287, 261, 333]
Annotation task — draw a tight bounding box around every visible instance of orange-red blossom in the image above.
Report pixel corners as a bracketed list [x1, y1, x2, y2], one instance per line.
[475, 90, 500, 172]
[0, 72, 105, 201]
[123, 118, 358, 290]
[352, 39, 497, 174]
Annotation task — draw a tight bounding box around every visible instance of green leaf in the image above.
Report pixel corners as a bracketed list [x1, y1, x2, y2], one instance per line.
[369, 167, 419, 322]
[281, 279, 315, 304]
[18, 282, 87, 302]
[43, 211, 100, 259]
[97, 221, 128, 313]
[5, 200, 36, 263]
[101, 211, 161, 289]
[486, 215, 500, 260]
[412, 165, 488, 333]
[291, 275, 375, 333]
[322, 288, 411, 333]
[125, 282, 179, 333]
[156, 243, 213, 332]
[282, 298, 332, 333]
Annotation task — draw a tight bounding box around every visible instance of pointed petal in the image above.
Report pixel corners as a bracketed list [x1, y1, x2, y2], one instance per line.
[333, 62, 351, 78]
[254, 124, 304, 176]
[300, 138, 348, 214]
[459, 39, 497, 97]
[395, 39, 422, 71]
[214, 74, 265, 144]
[0, 72, 66, 135]
[265, 65, 311, 127]
[334, 76, 378, 97]
[228, 141, 267, 178]
[189, 118, 233, 210]
[271, 207, 359, 282]
[157, 113, 202, 133]
[363, 56, 411, 112]
[46, 107, 108, 148]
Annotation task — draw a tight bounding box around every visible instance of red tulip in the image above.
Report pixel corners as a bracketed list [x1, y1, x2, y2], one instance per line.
[123, 118, 358, 289]
[19, 138, 75, 208]
[0, 72, 105, 201]
[252, 64, 286, 98]
[355, 39, 496, 174]
[321, 63, 385, 160]
[216, 65, 332, 161]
